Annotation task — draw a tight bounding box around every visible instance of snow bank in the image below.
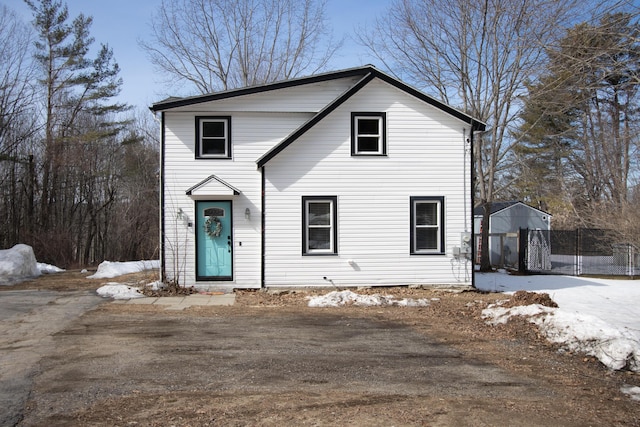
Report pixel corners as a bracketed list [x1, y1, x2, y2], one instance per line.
[92, 262, 162, 299]
[37, 262, 65, 274]
[482, 304, 640, 371]
[482, 303, 555, 325]
[0, 244, 41, 285]
[145, 281, 165, 291]
[96, 283, 145, 299]
[308, 290, 430, 308]
[477, 272, 640, 373]
[88, 260, 160, 279]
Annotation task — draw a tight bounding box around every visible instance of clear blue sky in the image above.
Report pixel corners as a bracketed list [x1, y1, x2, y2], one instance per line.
[6, 0, 390, 109]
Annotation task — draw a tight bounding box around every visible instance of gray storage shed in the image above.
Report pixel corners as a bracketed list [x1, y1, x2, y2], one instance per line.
[474, 201, 551, 267]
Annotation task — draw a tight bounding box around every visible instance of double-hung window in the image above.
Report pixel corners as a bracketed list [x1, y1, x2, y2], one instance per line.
[410, 196, 445, 254]
[302, 196, 337, 255]
[351, 112, 386, 155]
[196, 116, 231, 159]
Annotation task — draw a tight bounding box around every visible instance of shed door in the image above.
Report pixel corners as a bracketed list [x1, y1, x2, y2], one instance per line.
[196, 201, 232, 280]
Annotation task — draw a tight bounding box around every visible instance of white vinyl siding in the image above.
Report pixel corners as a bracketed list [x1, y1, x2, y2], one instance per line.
[163, 78, 362, 113]
[263, 79, 471, 287]
[163, 111, 313, 288]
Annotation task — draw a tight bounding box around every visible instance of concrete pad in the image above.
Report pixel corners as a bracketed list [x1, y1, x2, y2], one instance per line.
[127, 297, 158, 305]
[206, 294, 236, 306]
[184, 295, 212, 303]
[174, 294, 235, 309]
[163, 305, 187, 311]
[153, 297, 185, 305]
[109, 293, 235, 309]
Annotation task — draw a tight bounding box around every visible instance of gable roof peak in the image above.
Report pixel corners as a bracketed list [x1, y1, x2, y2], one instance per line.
[473, 201, 552, 216]
[256, 69, 486, 167]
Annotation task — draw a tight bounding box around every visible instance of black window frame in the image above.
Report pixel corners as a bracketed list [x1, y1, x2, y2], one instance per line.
[302, 196, 338, 255]
[195, 116, 232, 159]
[410, 196, 445, 255]
[351, 112, 387, 156]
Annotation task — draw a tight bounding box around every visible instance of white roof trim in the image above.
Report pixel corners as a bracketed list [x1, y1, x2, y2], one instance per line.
[186, 174, 240, 197]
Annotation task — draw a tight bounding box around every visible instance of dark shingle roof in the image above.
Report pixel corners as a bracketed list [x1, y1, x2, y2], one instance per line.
[473, 201, 551, 216]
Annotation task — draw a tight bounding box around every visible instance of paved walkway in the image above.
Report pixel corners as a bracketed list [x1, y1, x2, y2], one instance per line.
[113, 293, 236, 310]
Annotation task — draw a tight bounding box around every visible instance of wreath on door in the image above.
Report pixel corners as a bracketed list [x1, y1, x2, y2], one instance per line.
[204, 216, 222, 238]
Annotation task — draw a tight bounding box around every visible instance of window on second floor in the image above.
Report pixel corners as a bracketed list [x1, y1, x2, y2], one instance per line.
[196, 116, 231, 159]
[351, 112, 386, 156]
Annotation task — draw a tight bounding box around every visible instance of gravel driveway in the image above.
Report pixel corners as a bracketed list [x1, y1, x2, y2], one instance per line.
[2, 271, 639, 426]
[0, 290, 103, 426]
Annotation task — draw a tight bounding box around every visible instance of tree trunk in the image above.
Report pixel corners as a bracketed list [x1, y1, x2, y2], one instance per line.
[480, 200, 492, 272]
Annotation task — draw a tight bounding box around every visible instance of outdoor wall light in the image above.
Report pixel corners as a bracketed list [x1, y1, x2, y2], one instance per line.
[245, 208, 251, 220]
[177, 207, 192, 227]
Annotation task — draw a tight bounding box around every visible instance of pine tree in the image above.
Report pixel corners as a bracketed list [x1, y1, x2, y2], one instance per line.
[514, 12, 640, 226]
[24, 0, 130, 263]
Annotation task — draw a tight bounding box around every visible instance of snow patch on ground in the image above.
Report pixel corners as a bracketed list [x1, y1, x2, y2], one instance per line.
[88, 260, 160, 279]
[622, 385, 640, 401]
[91, 262, 162, 299]
[96, 283, 145, 299]
[37, 262, 65, 274]
[308, 290, 430, 308]
[0, 244, 159, 299]
[477, 272, 640, 373]
[482, 303, 555, 325]
[145, 281, 165, 291]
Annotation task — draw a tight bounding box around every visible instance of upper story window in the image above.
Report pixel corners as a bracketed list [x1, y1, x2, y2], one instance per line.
[351, 112, 386, 156]
[196, 116, 231, 159]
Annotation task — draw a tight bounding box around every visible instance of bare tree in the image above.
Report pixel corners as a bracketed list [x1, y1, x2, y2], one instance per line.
[0, 5, 38, 245]
[141, 0, 341, 94]
[108, 109, 160, 263]
[0, 2, 159, 266]
[356, 0, 600, 271]
[358, 0, 587, 207]
[0, 5, 37, 157]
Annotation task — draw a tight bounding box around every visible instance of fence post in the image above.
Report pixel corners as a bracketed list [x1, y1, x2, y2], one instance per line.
[575, 228, 581, 276]
[518, 228, 528, 274]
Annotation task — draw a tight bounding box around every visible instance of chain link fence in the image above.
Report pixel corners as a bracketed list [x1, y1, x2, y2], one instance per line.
[523, 228, 639, 277]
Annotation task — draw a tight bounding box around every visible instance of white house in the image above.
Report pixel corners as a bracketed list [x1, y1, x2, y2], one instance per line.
[150, 66, 485, 290]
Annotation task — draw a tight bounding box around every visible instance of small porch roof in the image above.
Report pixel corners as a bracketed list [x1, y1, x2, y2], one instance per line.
[185, 174, 240, 197]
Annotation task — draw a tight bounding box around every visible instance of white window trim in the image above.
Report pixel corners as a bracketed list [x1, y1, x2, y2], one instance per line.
[411, 197, 445, 255]
[351, 112, 387, 156]
[303, 197, 337, 255]
[196, 116, 231, 159]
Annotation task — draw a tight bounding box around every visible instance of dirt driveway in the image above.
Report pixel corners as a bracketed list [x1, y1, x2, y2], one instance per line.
[3, 271, 640, 426]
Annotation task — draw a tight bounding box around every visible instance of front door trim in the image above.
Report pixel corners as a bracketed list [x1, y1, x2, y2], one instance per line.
[195, 200, 233, 281]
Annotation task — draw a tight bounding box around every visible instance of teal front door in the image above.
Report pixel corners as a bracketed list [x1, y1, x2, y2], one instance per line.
[196, 201, 232, 280]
